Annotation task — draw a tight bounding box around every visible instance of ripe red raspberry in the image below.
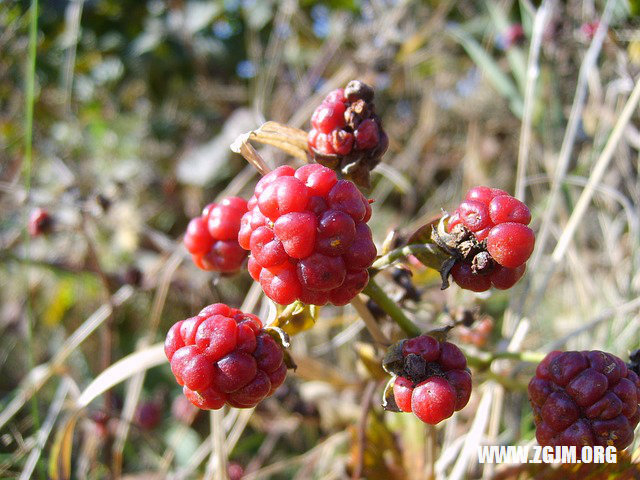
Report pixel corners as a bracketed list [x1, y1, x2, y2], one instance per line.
[391, 335, 472, 425]
[28, 208, 53, 236]
[308, 80, 388, 188]
[528, 350, 640, 449]
[446, 187, 534, 291]
[239, 164, 376, 306]
[164, 303, 288, 410]
[184, 197, 248, 273]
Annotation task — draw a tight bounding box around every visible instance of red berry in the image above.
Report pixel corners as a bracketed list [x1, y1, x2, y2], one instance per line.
[393, 376, 414, 412]
[240, 165, 376, 305]
[458, 200, 492, 233]
[311, 101, 346, 133]
[184, 197, 248, 272]
[207, 197, 248, 240]
[273, 212, 317, 259]
[392, 336, 472, 424]
[486, 222, 535, 268]
[28, 208, 53, 236]
[490, 264, 525, 290]
[324, 88, 346, 104]
[331, 130, 355, 155]
[411, 377, 457, 425]
[450, 263, 491, 292]
[488, 195, 531, 225]
[166, 304, 287, 410]
[258, 176, 310, 221]
[259, 262, 302, 305]
[465, 186, 508, 206]
[135, 401, 162, 430]
[184, 217, 214, 255]
[354, 119, 379, 150]
[529, 350, 640, 450]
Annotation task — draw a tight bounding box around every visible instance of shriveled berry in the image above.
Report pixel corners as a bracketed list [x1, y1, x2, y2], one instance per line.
[529, 350, 640, 450]
[354, 119, 379, 150]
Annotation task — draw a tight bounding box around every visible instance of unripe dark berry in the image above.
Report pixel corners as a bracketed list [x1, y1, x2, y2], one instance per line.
[165, 303, 287, 410]
[239, 164, 376, 306]
[184, 197, 248, 273]
[529, 350, 640, 449]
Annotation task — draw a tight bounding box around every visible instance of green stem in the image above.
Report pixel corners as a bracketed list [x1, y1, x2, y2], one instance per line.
[370, 244, 445, 271]
[463, 349, 547, 369]
[24, 0, 43, 476]
[362, 278, 421, 337]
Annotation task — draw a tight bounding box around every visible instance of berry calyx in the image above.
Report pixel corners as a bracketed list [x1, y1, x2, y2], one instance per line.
[445, 187, 535, 292]
[184, 197, 248, 273]
[528, 350, 640, 449]
[165, 303, 288, 410]
[388, 335, 472, 425]
[239, 164, 376, 306]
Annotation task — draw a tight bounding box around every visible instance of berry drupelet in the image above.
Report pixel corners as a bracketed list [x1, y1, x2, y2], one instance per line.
[184, 197, 248, 273]
[165, 303, 288, 410]
[308, 80, 388, 188]
[446, 186, 535, 292]
[391, 335, 472, 424]
[528, 350, 640, 449]
[238, 164, 377, 306]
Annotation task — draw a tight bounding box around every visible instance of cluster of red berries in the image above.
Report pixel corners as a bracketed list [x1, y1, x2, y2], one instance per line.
[447, 186, 535, 292]
[183, 198, 248, 273]
[238, 164, 377, 306]
[165, 303, 287, 409]
[529, 350, 640, 449]
[308, 81, 388, 187]
[392, 335, 472, 425]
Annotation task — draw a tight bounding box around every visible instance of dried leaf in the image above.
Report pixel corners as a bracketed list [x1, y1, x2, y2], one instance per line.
[77, 343, 166, 408]
[381, 376, 401, 413]
[49, 412, 80, 480]
[348, 411, 406, 480]
[382, 339, 406, 376]
[355, 342, 387, 381]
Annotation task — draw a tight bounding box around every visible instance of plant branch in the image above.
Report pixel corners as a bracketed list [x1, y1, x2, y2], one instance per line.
[463, 348, 546, 369]
[362, 279, 421, 337]
[370, 244, 444, 272]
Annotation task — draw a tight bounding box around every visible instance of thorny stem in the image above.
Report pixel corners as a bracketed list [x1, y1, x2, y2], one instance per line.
[362, 278, 421, 337]
[370, 243, 445, 272]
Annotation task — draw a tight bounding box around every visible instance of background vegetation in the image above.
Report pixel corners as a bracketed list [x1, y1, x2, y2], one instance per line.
[2, 0, 640, 478]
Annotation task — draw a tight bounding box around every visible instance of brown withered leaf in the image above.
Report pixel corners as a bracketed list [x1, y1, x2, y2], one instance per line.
[347, 410, 406, 480]
[355, 342, 388, 381]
